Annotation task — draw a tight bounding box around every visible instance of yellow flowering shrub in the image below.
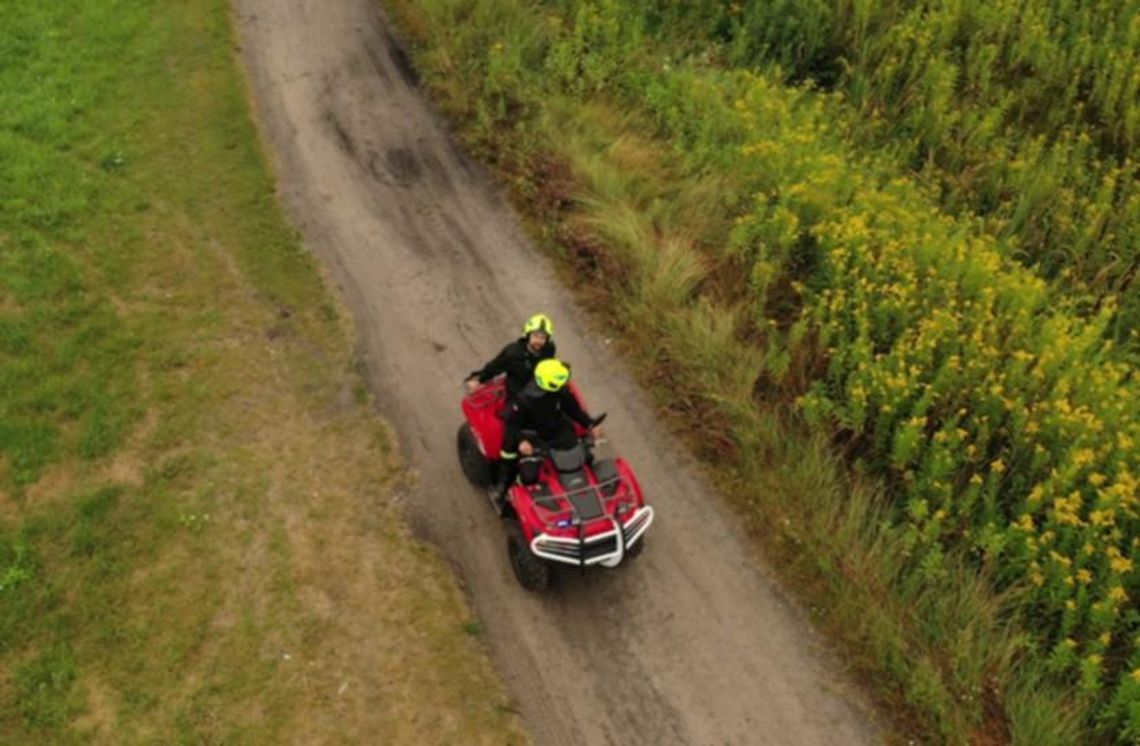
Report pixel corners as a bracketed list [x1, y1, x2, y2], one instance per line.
[631, 52, 1140, 739]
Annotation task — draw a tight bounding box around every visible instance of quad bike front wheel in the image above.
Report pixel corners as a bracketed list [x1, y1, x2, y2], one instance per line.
[506, 519, 550, 592]
[457, 423, 494, 488]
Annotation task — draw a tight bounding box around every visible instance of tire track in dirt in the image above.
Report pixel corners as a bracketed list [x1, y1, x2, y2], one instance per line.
[234, 1, 882, 743]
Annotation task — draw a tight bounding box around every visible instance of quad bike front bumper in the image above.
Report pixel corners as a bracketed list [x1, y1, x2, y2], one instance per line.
[529, 506, 655, 567]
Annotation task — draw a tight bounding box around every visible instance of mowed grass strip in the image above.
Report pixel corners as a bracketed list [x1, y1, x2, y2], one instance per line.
[0, 1, 526, 742]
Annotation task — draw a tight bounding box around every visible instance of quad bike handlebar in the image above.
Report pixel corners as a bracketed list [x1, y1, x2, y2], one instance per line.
[518, 412, 607, 455]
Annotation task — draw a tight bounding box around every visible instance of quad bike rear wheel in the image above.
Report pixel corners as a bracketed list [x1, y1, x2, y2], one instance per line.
[457, 423, 494, 488]
[506, 519, 550, 591]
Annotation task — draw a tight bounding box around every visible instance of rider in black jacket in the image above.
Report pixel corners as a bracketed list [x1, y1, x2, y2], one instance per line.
[467, 313, 556, 399]
[493, 359, 603, 509]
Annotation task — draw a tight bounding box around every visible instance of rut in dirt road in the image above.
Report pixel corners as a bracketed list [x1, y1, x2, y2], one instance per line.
[234, 1, 883, 743]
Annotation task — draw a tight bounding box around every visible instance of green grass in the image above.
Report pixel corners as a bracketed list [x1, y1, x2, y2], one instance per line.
[0, 1, 526, 743]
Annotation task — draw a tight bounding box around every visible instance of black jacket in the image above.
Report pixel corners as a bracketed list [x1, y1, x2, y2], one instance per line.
[501, 381, 594, 456]
[470, 337, 556, 398]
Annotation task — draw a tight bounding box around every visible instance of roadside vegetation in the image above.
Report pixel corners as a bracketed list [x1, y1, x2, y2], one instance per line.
[643, 1, 1140, 348]
[383, 0, 1140, 742]
[0, 1, 525, 742]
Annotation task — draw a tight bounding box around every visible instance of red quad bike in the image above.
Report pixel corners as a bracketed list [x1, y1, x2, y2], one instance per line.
[457, 377, 655, 591]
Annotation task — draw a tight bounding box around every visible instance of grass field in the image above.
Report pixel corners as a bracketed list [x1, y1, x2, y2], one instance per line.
[0, 1, 525, 742]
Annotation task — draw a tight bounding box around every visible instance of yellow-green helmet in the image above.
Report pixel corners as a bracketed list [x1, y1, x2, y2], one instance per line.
[534, 359, 570, 392]
[522, 313, 554, 339]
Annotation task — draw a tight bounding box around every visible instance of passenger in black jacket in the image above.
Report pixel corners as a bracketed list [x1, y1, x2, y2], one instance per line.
[492, 359, 604, 508]
[466, 313, 556, 399]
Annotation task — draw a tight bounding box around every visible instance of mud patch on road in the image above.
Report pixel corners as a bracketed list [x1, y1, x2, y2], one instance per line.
[385, 146, 420, 184]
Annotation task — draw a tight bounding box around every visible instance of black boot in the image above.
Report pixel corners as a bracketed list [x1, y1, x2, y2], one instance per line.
[489, 478, 507, 515]
[488, 460, 516, 516]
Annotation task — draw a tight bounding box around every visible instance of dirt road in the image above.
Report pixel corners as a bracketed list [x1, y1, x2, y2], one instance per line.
[233, 1, 881, 743]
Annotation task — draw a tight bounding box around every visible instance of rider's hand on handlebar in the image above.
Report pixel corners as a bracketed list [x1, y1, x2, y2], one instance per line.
[590, 424, 605, 439]
[519, 440, 534, 456]
[465, 377, 480, 394]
